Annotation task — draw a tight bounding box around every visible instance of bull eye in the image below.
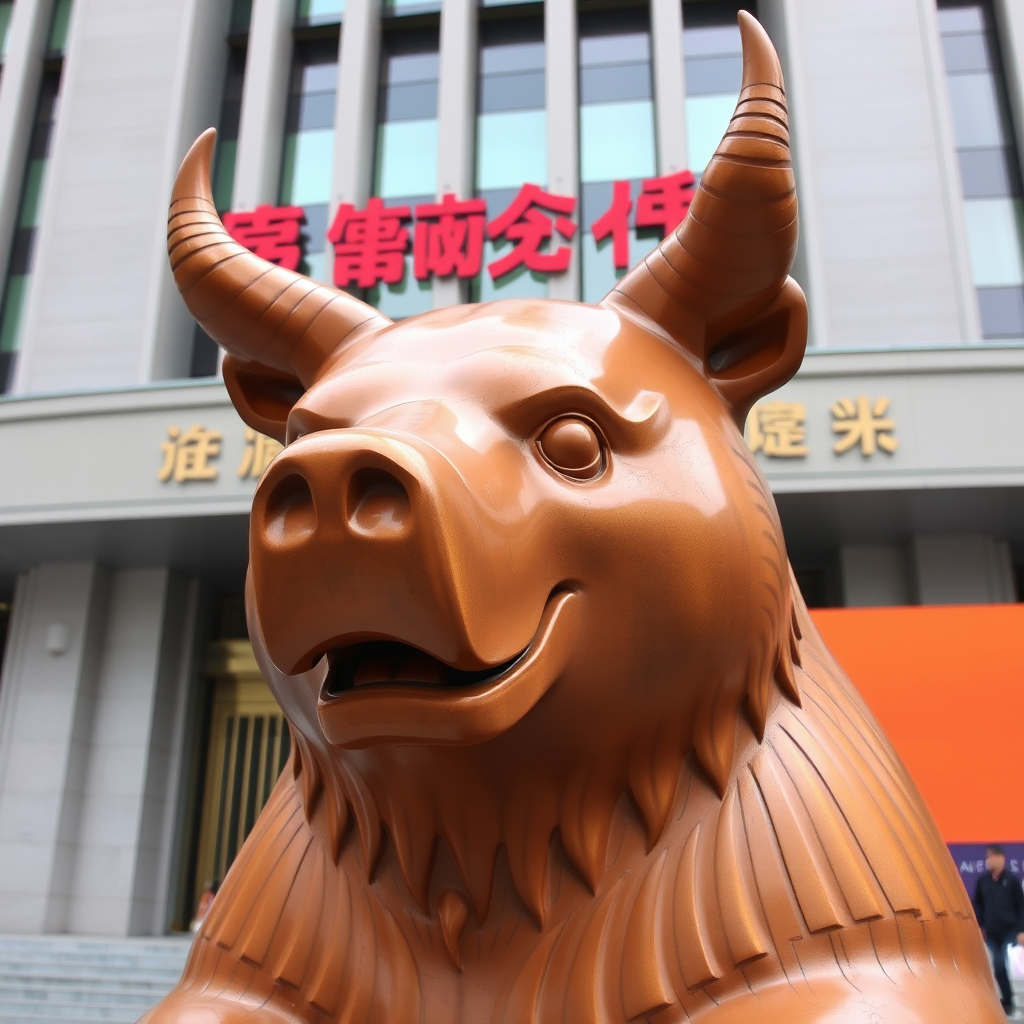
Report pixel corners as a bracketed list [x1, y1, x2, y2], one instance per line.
[536, 416, 604, 481]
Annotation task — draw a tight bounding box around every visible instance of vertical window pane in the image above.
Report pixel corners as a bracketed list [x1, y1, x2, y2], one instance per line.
[946, 73, 1006, 148]
[47, 0, 71, 53]
[193, 34, 249, 376]
[682, 3, 749, 175]
[0, 3, 13, 62]
[937, 0, 1024, 337]
[474, 15, 546, 301]
[280, 38, 339, 209]
[476, 109, 546, 190]
[0, 65, 63, 393]
[685, 93, 736, 172]
[578, 7, 655, 303]
[962, 197, 1024, 286]
[230, 0, 253, 32]
[369, 26, 439, 318]
[580, 101, 655, 182]
[296, 0, 344, 25]
[375, 120, 437, 198]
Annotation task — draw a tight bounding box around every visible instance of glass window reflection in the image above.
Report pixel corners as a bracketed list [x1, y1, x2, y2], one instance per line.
[473, 13, 547, 301]
[578, 6, 656, 303]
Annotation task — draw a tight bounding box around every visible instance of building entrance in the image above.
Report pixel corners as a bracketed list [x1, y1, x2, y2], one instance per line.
[192, 639, 290, 911]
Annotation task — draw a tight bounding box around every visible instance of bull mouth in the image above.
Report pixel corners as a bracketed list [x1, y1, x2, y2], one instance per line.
[322, 640, 527, 695]
[317, 588, 581, 748]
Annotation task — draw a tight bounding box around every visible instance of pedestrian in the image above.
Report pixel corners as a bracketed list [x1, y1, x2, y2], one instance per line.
[974, 844, 1024, 1017]
[190, 880, 220, 933]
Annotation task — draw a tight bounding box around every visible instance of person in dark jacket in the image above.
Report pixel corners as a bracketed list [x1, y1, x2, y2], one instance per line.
[974, 844, 1024, 1015]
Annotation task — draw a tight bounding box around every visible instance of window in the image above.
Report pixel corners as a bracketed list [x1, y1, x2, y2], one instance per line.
[279, 35, 339, 286]
[473, 10, 546, 301]
[0, 1, 70, 393]
[369, 25, 439, 317]
[296, 0, 344, 27]
[190, 4, 253, 378]
[0, 2, 14, 66]
[682, 0, 753, 175]
[383, 0, 442, 17]
[938, 2, 1024, 339]
[578, 4, 656, 303]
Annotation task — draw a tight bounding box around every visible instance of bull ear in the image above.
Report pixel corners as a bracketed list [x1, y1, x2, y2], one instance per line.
[705, 277, 807, 428]
[222, 355, 304, 443]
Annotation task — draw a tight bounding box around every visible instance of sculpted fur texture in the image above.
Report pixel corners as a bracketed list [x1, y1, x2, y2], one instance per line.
[146, 14, 1003, 1024]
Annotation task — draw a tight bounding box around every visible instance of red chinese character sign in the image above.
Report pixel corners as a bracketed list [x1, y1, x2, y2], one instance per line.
[590, 171, 697, 271]
[413, 194, 486, 281]
[485, 184, 577, 279]
[223, 205, 305, 272]
[328, 198, 412, 289]
[223, 174, 695, 288]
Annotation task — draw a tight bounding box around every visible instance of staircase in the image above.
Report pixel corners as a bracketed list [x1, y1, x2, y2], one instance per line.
[0, 935, 191, 1024]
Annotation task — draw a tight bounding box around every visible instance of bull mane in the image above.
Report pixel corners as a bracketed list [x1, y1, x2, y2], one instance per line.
[181, 589, 976, 1024]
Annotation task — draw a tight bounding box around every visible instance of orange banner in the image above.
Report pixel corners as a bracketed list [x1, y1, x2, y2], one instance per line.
[811, 604, 1024, 844]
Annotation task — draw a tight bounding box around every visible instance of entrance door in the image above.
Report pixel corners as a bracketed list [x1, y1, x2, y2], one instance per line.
[192, 640, 290, 907]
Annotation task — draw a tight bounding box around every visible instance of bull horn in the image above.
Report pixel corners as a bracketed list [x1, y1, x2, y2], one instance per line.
[607, 12, 797, 360]
[167, 129, 388, 386]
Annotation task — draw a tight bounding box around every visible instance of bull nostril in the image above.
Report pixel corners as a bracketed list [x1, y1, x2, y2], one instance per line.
[264, 473, 316, 546]
[347, 467, 410, 538]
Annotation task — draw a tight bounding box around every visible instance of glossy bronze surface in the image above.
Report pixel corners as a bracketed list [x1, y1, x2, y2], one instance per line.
[148, 14, 1002, 1023]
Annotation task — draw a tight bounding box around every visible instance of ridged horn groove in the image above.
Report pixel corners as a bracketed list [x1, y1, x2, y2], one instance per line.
[167, 129, 388, 385]
[608, 12, 797, 359]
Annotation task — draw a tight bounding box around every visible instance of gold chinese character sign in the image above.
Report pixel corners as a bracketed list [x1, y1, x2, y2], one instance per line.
[158, 425, 222, 482]
[238, 427, 284, 479]
[831, 396, 898, 456]
[746, 401, 809, 457]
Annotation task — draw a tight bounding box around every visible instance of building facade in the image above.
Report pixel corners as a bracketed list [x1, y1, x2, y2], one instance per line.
[0, 0, 1021, 936]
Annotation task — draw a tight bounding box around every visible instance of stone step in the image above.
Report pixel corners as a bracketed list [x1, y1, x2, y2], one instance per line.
[0, 936, 190, 1024]
[0, 986, 163, 1007]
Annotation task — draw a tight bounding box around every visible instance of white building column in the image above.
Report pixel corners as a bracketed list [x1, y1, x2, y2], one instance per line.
[912, 536, 1016, 605]
[232, 0, 295, 211]
[545, 0, 579, 302]
[755, 0, 978, 350]
[0, 563, 110, 933]
[650, 0, 687, 176]
[0, 0, 53, 293]
[333, 0, 382, 212]
[0, 564, 203, 935]
[434, 0, 477, 308]
[11, 0, 238, 394]
[64, 569, 198, 936]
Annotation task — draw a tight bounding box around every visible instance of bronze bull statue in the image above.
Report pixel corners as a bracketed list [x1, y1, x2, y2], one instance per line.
[146, 14, 1003, 1023]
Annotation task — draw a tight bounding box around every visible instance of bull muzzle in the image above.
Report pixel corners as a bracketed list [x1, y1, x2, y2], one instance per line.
[249, 429, 530, 679]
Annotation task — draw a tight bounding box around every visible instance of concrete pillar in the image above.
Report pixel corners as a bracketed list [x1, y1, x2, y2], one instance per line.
[650, 0, 687, 176]
[914, 0, 981, 342]
[545, 0, 579, 302]
[757, 0, 829, 349]
[756, 0, 979, 349]
[332, 0, 381, 211]
[840, 545, 912, 607]
[912, 536, 1016, 605]
[142, 0, 235, 381]
[0, 564, 203, 935]
[433, 0, 477, 308]
[0, 563, 110, 933]
[11, 0, 236, 394]
[63, 569, 197, 936]
[0, 0, 53, 295]
[232, 0, 295, 212]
